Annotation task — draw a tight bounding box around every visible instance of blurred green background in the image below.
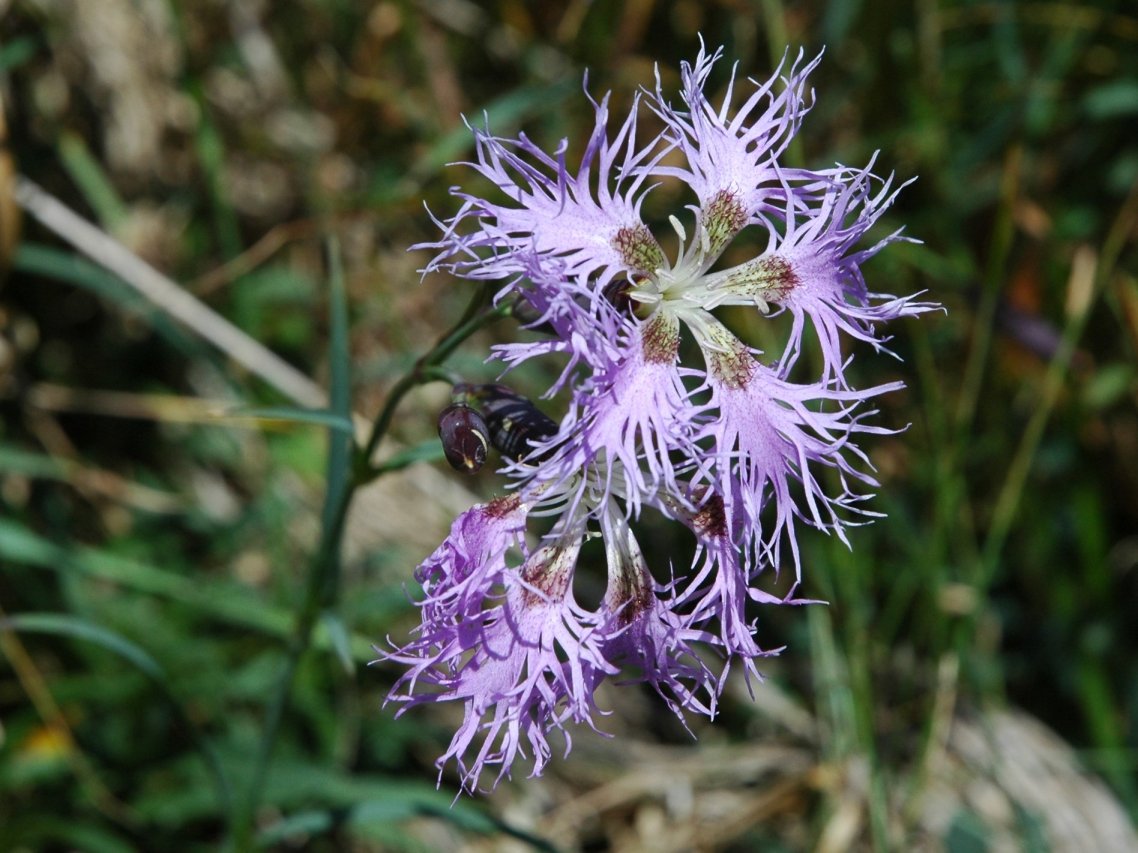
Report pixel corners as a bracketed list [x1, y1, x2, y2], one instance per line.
[1, 1, 1136, 850]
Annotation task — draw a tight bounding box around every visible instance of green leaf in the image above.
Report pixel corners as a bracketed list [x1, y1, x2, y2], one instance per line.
[228, 405, 355, 435]
[1084, 81, 1138, 120]
[187, 76, 243, 259]
[1082, 363, 1135, 410]
[1011, 802, 1050, 853]
[0, 35, 39, 74]
[13, 244, 200, 355]
[254, 793, 557, 852]
[318, 234, 354, 601]
[945, 810, 991, 853]
[14, 242, 145, 309]
[256, 811, 334, 846]
[0, 519, 63, 565]
[326, 236, 352, 429]
[0, 443, 68, 479]
[230, 265, 319, 348]
[0, 817, 136, 853]
[140, 753, 461, 825]
[320, 610, 355, 675]
[0, 612, 166, 680]
[0, 520, 377, 659]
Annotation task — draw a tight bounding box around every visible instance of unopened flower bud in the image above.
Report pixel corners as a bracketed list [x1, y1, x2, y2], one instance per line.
[437, 403, 489, 473]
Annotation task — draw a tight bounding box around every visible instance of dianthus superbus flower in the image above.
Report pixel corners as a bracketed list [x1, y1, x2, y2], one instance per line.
[378, 40, 937, 794]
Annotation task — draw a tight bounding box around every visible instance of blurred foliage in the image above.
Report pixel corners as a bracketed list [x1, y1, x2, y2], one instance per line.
[1, 0, 1136, 850]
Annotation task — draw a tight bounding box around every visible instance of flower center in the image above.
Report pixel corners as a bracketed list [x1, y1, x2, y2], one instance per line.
[614, 189, 750, 322]
[627, 214, 716, 317]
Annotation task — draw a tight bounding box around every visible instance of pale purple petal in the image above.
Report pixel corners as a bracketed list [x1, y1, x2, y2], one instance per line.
[689, 319, 902, 577]
[648, 43, 824, 225]
[667, 492, 784, 691]
[381, 533, 619, 792]
[532, 311, 708, 514]
[418, 90, 664, 291]
[598, 507, 719, 720]
[703, 161, 938, 381]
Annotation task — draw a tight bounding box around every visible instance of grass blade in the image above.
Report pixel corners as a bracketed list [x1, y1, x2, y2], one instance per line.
[228, 405, 355, 435]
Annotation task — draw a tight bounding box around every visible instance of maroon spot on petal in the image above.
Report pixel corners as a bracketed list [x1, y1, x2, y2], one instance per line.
[641, 312, 680, 364]
[608, 572, 654, 627]
[701, 188, 748, 256]
[485, 494, 523, 519]
[710, 343, 755, 390]
[761, 255, 799, 300]
[521, 544, 575, 604]
[612, 223, 665, 274]
[691, 494, 727, 539]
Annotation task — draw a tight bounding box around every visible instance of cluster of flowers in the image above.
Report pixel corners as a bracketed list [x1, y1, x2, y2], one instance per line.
[380, 43, 933, 793]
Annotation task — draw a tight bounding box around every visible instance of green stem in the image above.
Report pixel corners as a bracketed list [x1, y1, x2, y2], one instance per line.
[954, 145, 1020, 436]
[228, 282, 508, 849]
[953, 180, 1138, 692]
[235, 487, 354, 847]
[358, 284, 508, 474]
[975, 183, 1138, 587]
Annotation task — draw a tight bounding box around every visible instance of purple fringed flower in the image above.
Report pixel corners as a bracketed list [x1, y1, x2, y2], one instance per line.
[421, 89, 659, 292]
[385, 505, 618, 791]
[379, 40, 937, 793]
[695, 327, 904, 576]
[648, 45, 827, 228]
[700, 160, 938, 382]
[597, 505, 719, 720]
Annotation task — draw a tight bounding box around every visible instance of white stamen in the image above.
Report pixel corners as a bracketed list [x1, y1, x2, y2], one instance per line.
[668, 214, 687, 244]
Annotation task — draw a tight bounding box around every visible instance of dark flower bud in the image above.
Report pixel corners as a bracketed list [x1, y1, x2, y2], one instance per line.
[508, 293, 542, 325]
[508, 293, 559, 337]
[437, 403, 489, 473]
[601, 278, 635, 318]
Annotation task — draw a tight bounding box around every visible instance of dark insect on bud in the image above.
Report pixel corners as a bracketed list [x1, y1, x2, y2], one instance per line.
[437, 403, 489, 473]
[473, 384, 559, 462]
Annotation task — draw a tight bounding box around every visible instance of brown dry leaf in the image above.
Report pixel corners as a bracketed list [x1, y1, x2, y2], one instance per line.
[0, 91, 22, 277]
